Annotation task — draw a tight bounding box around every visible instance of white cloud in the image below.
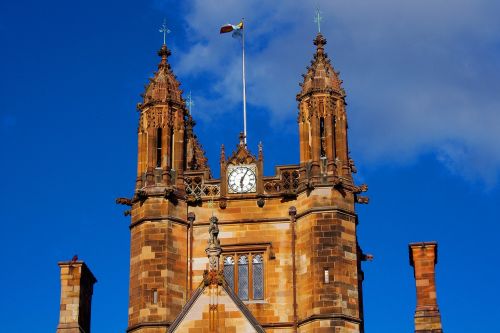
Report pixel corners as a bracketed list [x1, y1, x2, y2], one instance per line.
[169, 0, 500, 186]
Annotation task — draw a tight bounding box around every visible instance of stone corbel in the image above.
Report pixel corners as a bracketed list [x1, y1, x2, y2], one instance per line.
[218, 198, 227, 209]
[186, 194, 202, 206]
[333, 177, 344, 188]
[164, 187, 178, 205]
[133, 189, 148, 203]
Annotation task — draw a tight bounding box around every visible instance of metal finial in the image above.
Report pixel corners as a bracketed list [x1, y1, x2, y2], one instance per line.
[314, 8, 323, 33]
[159, 19, 171, 45]
[186, 91, 195, 115]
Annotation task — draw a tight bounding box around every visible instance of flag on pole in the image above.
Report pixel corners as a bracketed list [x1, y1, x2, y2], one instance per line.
[220, 22, 244, 38]
[220, 20, 247, 144]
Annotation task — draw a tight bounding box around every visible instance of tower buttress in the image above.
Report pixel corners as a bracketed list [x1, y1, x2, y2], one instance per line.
[293, 33, 368, 333]
[127, 43, 209, 333]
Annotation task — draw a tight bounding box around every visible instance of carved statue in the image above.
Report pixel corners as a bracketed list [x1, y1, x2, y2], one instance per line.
[208, 216, 220, 247]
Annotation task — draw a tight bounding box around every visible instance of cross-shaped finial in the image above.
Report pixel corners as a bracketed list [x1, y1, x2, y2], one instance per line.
[159, 19, 171, 45]
[314, 8, 323, 33]
[186, 91, 195, 115]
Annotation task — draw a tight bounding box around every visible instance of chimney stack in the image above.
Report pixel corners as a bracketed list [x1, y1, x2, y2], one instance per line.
[56, 261, 97, 333]
[409, 242, 443, 333]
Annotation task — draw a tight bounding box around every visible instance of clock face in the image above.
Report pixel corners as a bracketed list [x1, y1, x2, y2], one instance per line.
[228, 165, 257, 193]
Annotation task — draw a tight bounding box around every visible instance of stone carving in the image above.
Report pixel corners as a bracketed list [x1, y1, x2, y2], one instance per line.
[207, 216, 220, 249]
[115, 197, 132, 206]
[353, 184, 369, 194]
[203, 269, 224, 286]
[205, 215, 222, 275]
[263, 169, 300, 196]
[184, 177, 220, 199]
[356, 195, 369, 204]
[218, 199, 227, 209]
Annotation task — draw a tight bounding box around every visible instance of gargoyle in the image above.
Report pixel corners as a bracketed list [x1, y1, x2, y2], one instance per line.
[115, 197, 132, 206]
[355, 195, 369, 204]
[353, 184, 368, 194]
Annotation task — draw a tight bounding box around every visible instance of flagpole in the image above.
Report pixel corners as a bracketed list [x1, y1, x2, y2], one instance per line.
[242, 18, 247, 145]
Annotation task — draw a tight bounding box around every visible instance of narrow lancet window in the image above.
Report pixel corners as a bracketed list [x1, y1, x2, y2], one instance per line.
[252, 254, 264, 300]
[238, 255, 249, 300]
[152, 289, 158, 304]
[169, 127, 174, 169]
[223, 256, 235, 290]
[156, 128, 162, 168]
[320, 117, 326, 158]
[324, 268, 330, 284]
[332, 116, 337, 159]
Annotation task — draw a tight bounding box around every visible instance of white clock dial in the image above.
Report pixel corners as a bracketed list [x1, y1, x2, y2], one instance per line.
[228, 166, 257, 193]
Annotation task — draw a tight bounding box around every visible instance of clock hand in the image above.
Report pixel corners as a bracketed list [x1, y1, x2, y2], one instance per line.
[240, 169, 249, 189]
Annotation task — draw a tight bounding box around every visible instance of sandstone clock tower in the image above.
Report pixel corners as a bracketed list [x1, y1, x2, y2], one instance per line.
[118, 32, 370, 333]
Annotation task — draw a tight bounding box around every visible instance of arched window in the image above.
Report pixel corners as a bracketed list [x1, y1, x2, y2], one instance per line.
[238, 255, 249, 300]
[252, 254, 264, 300]
[320, 117, 326, 158]
[223, 256, 235, 290]
[223, 253, 264, 301]
[156, 128, 162, 168]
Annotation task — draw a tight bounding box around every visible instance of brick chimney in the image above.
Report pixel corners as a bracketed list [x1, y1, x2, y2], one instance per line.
[56, 261, 97, 333]
[409, 242, 443, 333]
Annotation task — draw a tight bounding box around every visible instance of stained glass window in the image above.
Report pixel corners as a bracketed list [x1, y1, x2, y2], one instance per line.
[223, 256, 235, 290]
[238, 255, 249, 300]
[252, 254, 264, 300]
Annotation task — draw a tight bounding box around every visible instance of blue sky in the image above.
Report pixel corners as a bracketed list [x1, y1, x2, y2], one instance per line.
[0, 0, 499, 332]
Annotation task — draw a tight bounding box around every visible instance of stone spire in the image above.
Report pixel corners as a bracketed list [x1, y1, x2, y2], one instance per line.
[135, 42, 189, 189]
[296, 33, 352, 180]
[297, 33, 344, 100]
[139, 44, 184, 108]
[185, 114, 210, 173]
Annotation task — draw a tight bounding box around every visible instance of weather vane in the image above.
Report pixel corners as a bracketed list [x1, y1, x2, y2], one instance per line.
[186, 91, 195, 115]
[159, 19, 171, 45]
[314, 8, 323, 33]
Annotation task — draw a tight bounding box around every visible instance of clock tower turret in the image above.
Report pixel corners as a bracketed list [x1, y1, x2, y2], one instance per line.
[297, 33, 353, 184]
[124, 41, 209, 333]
